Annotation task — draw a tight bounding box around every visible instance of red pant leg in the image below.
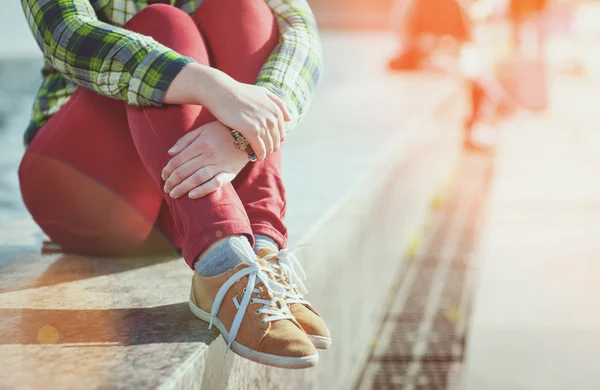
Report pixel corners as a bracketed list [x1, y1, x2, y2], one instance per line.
[19, 87, 168, 256]
[124, 5, 254, 266]
[195, 0, 288, 248]
[19, 5, 254, 265]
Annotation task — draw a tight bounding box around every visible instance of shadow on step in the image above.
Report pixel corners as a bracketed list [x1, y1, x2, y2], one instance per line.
[0, 302, 218, 346]
[0, 245, 180, 294]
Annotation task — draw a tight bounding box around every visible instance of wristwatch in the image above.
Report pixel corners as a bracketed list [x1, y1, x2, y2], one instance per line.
[230, 129, 257, 162]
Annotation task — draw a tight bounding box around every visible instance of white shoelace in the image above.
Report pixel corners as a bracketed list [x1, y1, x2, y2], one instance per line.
[263, 246, 310, 305]
[208, 238, 294, 351]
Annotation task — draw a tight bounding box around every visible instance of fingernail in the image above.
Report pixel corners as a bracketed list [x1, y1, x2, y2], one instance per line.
[170, 190, 177, 198]
[163, 185, 168, 193]
[189, 191, 198, 199]
[168, 146, 178, 154]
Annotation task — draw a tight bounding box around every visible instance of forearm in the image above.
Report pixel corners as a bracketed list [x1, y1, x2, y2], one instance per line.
[22, 0, 195, 106]
[164, 63, 245, 107]
[164, 63, 214, 105]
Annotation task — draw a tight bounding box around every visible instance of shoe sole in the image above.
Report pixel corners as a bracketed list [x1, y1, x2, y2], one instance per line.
[189, 301, 319, 369]
[306, 335, 331, 350]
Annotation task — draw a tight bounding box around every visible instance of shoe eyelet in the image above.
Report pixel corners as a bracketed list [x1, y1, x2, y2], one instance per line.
[243, 288, 247, 293]
[260, 319, 266, 325]
[250, 298, 255, 304]
[255, 309, 260, 315]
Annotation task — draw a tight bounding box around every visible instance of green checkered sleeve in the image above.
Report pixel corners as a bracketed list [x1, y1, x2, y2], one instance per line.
[256, 0, 324, 132]
[21, 0, 195, 106]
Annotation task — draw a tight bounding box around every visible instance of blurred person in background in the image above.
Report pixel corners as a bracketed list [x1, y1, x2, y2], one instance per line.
[388, 0, 516, 150]
[388, 0, 472, 70]
[18, 0, 330, 368]
[509, 0, 548, 51]
[497, 0, 550, 112]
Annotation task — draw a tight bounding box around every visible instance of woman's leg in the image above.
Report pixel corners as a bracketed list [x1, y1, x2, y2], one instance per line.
[19, 5, 253, 265]
[124, 5, 255, 266]
[191, 1, 331, 351]
[19, 87, 172, 256]
[466, 79, 486, 130]
[194, 0, 288, 249]
[193, 0, 330, 350]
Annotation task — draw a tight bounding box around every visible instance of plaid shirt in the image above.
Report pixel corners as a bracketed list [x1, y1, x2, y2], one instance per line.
[21, 0, 323, 145]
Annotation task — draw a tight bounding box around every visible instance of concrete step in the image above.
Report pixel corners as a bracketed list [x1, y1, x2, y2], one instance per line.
[0, 33, 466, 390]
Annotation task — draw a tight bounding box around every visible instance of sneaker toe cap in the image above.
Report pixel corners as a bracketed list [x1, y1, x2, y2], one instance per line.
[291, 304, 331, 339]
[259, 320, 317, 358]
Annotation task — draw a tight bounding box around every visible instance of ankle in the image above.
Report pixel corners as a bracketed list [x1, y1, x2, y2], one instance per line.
[195, 235, 253, 277]
[253, 234, 279, 256]
[196, 236, 238, 264]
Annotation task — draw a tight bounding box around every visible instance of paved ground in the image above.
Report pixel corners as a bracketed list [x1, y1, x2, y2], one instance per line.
[356, 18, 600, 389]
[460, 55, 600, 390]
[355, 148, 493, 390]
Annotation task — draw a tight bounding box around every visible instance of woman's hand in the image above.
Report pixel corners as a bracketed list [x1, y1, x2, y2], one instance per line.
[164, 64, 290, 161]
[161, 121, 249, 199]
[202, 71, 290, 161]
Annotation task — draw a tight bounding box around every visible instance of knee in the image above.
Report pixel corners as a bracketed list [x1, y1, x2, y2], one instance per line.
[125, 4, 196, 35]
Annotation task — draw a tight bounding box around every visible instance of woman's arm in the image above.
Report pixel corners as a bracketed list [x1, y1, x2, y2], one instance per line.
[23, 0, 289, 159]
[21, 0, 196, 107]
[256, 0, 324, 132]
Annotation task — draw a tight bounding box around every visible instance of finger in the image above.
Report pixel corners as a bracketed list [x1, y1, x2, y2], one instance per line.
[162, 140, 204, 182]
[270, 116, 281, 152]
[167, 128, 202, 156]
[189, 172, 235, 199]
[247, 131, 267, 161]
[273, 103, 286, 144]
[169, 166, 217, 199]
[164, 155, 204, 193]
[266, 91, 291, 122]
[261, 125, 274, 156]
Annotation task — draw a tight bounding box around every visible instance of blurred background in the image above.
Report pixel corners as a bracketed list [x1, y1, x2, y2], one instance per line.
[1, 0, 600, 389]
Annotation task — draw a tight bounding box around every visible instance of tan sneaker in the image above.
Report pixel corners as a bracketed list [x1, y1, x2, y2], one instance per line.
[258, 248, 332, 349]
[189, 242, 318, 368]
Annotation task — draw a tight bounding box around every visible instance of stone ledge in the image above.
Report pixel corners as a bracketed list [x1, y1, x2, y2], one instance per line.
[0, 33, 466, 390]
